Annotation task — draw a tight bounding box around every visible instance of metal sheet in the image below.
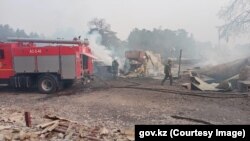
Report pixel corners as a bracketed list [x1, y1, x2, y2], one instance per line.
[191, 76, 220, 91]
[14, 56, 35, 73]
[37, 56, 60, 72]
[61, 55, 76, 79]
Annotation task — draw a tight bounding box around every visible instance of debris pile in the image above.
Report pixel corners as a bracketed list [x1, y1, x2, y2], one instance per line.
[122, 50, 164, 78]
[238, 65, 250, 92]
[0, 108, 134, 141]
[199, 57, 250, 82]
[182, 57, 250, 92]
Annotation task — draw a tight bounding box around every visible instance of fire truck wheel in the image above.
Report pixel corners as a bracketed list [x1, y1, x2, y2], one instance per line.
[38, 75, 58, 94]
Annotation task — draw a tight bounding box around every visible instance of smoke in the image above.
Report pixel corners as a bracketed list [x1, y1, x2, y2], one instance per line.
[47, 29, 114, 66]
[88, 32, 113, 65]
[87, 32, 126, 69]
[196, 42, 250, 66]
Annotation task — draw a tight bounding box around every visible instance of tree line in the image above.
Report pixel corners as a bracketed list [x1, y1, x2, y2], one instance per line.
[0, 24, 41, 42]
[127, 28, 198, 58]
[0, 21, 222, 60]
[88, 18, 199, 59]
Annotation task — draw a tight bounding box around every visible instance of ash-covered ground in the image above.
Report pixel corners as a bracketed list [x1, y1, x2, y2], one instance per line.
[0, 76, 249, 130]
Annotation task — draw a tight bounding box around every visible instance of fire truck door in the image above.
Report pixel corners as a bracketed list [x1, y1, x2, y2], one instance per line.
[82, 55, 88, 70]
[0, 47, 13, 79]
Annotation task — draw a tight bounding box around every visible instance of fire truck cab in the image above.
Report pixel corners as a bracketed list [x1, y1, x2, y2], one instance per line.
[0, 38, 95, 94]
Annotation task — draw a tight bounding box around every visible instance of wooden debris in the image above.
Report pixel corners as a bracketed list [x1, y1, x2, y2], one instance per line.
[40, 120, 59, 134]
[12, 128, 20, 133]
[54, 127, 67, 134]
[81, 135, 103, 141]
[44, 115, 77, 123]
[79, 127, 84, 138]
[100, 127, 109, 135]
[57, 133, 64, 138]
[39, 132, 50, 138]
[64, 131, 74, 140]
[59, 122, 69, 128]
[4, 134, 12, 141]
[47, 121, 59, 132]
[0, 125, 11, 131]
[36, 120, 59, 128]
[124, 129, 135, 141]
[19, 131, 31, 140]
[1, 112, 128, 141]
[65, 123, 73, 134]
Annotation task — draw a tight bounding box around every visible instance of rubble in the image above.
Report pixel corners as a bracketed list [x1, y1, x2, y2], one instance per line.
[0, 76, 249, 135]
[0, 126, 11, 131]
[190, 76, 220, 91]
[183, 74, 237, 92]
[238, 81, 250, 92]
[239, 65, 250, 80]
[216, 81, 232, 91]
[123, 50, 164, 78]
[182, 57, 250, 92]
[181, 70, 221, 91]
[199, 57, 250, 82]
[0, 108, 134, 141]
[237, 65, 250, 92]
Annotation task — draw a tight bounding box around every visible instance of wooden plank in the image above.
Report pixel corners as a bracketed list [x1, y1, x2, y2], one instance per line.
[40, 120, 59, 134]
[36, 120, 59, 128]
[0, 125, 11, 131]
[47, 121, 59, 132]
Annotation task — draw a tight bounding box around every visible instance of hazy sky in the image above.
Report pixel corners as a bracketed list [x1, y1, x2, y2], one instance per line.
[0, 0, 229, 43]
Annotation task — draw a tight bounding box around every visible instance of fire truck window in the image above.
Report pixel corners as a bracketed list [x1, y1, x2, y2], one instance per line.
[0, 49, 4, 59]
[82, 55, 88, 69]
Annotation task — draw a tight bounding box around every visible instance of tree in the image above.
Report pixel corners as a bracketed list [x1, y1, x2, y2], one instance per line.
[218, 0, 250, 40]
[88, 18, 116, 47]
[88, 18, 125, 57]
[88, 18, 111, 34]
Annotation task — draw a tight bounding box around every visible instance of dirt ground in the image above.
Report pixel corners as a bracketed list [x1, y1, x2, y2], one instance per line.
[0, 76, 249, 130]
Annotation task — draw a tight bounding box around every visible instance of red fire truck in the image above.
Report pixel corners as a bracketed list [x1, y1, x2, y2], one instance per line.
[0, 38, 95, 94]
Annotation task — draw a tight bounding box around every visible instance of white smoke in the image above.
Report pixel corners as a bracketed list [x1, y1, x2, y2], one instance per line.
[198, 44, 250, 66]
[88, 32, 113, 65]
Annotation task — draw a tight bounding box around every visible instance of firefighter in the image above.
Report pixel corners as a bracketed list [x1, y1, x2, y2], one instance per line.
[143, 55, 148, 76]
[161, 59, 173, 85]
[143, 61, 147, 76]
[112, 58, 119, 79]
